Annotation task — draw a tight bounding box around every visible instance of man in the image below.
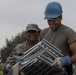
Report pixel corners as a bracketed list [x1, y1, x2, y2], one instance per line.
[40, 1, 76, 75]
[10, 23, 41, 55]
[4, 23, 41, 75]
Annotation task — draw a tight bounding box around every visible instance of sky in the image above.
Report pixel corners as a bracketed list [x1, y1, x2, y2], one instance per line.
[0, 0, 76, 49]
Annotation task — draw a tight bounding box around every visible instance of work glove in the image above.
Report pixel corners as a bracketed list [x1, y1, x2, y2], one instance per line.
[3, 63, 14, 74]
[51, 56, 72, 68]
[3, 64, 9, 74]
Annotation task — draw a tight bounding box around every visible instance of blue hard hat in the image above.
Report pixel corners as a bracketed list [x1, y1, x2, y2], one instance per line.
[44, 2, 63, 19]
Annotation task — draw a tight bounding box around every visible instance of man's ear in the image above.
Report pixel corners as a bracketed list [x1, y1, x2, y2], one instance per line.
[60, 15, 62, 20]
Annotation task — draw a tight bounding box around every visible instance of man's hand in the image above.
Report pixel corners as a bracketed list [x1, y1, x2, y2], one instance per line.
[51, 56, 72, 68]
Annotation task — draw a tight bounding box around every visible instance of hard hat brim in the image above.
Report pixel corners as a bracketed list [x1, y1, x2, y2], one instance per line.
[44, 14, 62, 20]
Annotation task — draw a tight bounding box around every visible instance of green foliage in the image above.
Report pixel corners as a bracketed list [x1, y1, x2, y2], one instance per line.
[0, 63, 4, 75]
[1, 31, 26, 62]
[0, 63, 4, 71]
[0, 71, 3, 75]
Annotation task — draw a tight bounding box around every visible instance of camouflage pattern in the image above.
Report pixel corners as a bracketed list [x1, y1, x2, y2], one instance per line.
[11, 23, 41, 55]
[11, 40, 35, 55]
[26, 23, 41, 32]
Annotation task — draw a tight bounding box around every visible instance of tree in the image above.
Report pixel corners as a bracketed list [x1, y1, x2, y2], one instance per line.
[1, 30, 26, 62]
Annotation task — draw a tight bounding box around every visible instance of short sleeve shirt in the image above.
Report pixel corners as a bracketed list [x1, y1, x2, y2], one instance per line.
[41, 25, 76, 55]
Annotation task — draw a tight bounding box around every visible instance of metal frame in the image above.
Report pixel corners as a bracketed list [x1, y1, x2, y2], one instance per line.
[8, 39, 67, 75]
[19, 39, 63, 70]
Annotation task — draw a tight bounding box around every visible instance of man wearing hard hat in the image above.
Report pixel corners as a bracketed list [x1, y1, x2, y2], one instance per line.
[41, 1, 76, 75]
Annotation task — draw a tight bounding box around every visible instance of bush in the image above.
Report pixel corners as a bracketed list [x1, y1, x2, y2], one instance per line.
[0, 71, 3, 75]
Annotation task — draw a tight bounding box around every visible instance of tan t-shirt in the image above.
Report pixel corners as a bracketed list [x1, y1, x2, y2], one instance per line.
[41, 25, 76, 55]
